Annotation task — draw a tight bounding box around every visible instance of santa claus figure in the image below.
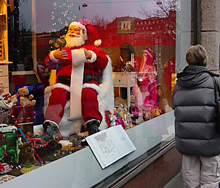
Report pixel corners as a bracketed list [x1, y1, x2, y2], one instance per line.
[44, 19, 109, 136]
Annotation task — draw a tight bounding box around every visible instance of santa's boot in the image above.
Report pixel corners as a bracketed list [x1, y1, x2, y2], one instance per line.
[86, 119, 100, 135]
[42, 120, 63, 141]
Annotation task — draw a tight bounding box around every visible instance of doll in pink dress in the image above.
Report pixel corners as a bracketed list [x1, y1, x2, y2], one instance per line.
[138, 48, 158, 107]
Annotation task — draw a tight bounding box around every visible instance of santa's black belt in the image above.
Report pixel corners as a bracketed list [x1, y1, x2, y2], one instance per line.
[84, 74, 100, 83]
[57, 74, 100, 85]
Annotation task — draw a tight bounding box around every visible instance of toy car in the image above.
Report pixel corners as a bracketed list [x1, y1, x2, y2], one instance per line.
[0, 124, 17, 133]
[0, 162, 13, 174]
[59, 140, 73, 151]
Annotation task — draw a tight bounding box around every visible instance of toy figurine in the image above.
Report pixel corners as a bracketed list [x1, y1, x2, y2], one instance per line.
[17, 86, 36, 106]
[44, 18, 111, 136]
[129, 94, 144, 124]
[143, 111, 152, 121]
[0, 85, 18, 124]
[151, 107, 162, 118]
[19, 142, 38, 167]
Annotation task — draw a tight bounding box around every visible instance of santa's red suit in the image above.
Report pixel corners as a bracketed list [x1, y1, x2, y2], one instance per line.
[44, 44, 108, 126]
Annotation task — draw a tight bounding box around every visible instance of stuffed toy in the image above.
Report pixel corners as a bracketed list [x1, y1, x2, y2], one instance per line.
[68, 134, 87, 147]
[129, 95, 140, 120]
[18, 86, 36, 106]
[0, 86, 18, 124]
[19, 142, 38, 166]
[114, 97, 127, 109]
[105, 109, 124, 128]
[151, 107, 162, 118]
[34, 139, 62, 161]
[143, 111, 152, 121]
[130, 95, 135, 107]
[126, 112, 133, 129]
[104, 110, 113, 127]
[112, 107, 125, 129]
[129, 94, 144, 124]
[40, 122, 63, 142]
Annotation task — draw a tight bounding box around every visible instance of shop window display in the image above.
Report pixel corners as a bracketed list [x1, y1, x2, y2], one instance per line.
[1, 0, 178, 185]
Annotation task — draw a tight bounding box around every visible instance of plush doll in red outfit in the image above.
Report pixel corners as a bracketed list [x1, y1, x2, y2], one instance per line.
[44, 19, 111, 136]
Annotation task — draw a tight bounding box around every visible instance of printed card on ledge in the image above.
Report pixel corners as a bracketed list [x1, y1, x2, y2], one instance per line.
[85, 125, 136, 169]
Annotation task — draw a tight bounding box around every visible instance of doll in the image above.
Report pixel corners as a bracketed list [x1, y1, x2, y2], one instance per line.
[0, 85, 18, 123]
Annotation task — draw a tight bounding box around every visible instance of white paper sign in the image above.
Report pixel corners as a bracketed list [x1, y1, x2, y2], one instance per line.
[86, 125, 136, 169]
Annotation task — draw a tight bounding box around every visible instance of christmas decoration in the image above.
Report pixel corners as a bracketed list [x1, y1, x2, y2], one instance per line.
[51, 0, 77, 31]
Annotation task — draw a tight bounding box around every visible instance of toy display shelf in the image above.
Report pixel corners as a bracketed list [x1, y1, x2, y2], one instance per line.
[0, 60, 12, 64]
[1, 111, 175, 188]
[112, 72, 137, 109]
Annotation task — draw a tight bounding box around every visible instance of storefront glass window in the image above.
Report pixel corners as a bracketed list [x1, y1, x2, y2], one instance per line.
[9, 0, 176, 122]
[1, 0, 191, 186]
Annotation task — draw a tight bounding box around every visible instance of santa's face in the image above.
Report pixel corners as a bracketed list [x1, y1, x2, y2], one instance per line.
[65, 25, 87, 48]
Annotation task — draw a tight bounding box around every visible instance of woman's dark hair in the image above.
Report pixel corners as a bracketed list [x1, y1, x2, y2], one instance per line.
[186, 45, 208, 66]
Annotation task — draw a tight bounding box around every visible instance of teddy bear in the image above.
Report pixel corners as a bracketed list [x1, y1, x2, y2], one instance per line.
[114, 97, 127, 109]
[19, 142, 38, 166]
[130, 95, 135, 107]
[18, 86, 36, 106]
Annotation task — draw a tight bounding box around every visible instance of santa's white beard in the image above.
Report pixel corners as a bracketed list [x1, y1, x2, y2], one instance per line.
[65, 36, 85, 48]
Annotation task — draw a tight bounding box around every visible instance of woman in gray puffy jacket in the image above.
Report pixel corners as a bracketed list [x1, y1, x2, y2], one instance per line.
[172, 44, 220, 188]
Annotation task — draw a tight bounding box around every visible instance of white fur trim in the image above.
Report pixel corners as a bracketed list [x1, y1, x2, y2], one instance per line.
[44, 120, 59, 128]
[69, 22, 86, 31]
[59, 101, 83, 137]
[82, 83, 101, 94]
[98, 56, 114, 131]
[71, 49, 87, 66]
[44, 83, 70, 94]
[98, 56, 114, 101]
[85, 119, 99, 125]
[44, 83, 70, 114]
[94, 39, 102, 46]
[49, 50, 59, 62]
[86, 50, 97, 63]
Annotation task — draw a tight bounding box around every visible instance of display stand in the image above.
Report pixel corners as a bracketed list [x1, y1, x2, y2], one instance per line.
[0, 1, 11, 94]
[112, 72, 137, 108]
[86, 125, 136, 169]
[1, 111, 175, 188]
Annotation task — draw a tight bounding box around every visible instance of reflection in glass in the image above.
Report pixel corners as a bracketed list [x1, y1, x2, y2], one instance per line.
[6, 0, 176, 166]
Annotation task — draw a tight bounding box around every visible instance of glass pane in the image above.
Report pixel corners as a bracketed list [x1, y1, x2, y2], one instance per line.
[3, 0, 191, 185]
[34, 0, 177, 125]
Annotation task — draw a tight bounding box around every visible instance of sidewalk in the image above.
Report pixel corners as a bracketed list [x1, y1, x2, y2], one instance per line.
[163, 172, 183, 188]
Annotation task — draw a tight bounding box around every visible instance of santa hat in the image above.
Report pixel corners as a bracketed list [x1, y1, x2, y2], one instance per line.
[69, 19, 102, 46]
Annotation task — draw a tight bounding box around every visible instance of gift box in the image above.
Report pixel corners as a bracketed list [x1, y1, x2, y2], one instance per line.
[15, 84, 45, 125]
[0, 126, 18, 165]
[10, 105, 34, 123]
[18, 122, 34, 135]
